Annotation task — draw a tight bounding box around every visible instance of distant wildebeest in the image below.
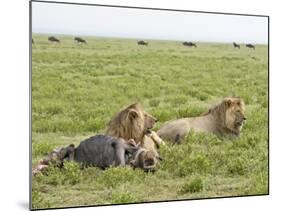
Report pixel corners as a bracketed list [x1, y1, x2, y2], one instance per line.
[246, 44, 255, 50]
[48, 36, 60, 43]
[138, 40, 148, 46]
[182, 42, 197, 48]
[233, 42, 240, 49]
[32, 38, 34, 45]
[74, 37, 87, 44]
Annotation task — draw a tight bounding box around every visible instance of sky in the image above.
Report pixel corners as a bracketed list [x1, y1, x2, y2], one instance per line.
[32, 1, 268, 44]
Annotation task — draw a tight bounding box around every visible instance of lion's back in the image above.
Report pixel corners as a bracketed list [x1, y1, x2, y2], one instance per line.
[157, 119, 190, 142]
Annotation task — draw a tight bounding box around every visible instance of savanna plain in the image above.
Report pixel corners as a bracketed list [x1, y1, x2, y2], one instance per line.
[31, 35, 268, 209]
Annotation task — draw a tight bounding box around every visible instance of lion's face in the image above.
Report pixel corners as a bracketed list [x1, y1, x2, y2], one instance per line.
[144, 112, 157, 131]
[224, 98, 246, 134]
[127, 109, 157, 133]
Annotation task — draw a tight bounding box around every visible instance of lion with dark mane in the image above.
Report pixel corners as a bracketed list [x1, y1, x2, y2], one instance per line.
[105, 103, 158, 144]
[157, 97, 246, 143]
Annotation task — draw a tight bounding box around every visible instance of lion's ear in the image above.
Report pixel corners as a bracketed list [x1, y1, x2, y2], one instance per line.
[224, 99, 233, 107]
[236, 101, 241, 106]
[128, 109, 139, 119]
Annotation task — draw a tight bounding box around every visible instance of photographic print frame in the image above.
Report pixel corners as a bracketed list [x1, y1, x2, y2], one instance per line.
[30, 1, 269, 210]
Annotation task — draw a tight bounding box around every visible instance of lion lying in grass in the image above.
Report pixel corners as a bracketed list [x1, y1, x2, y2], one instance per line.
[157, 97, 246, 143]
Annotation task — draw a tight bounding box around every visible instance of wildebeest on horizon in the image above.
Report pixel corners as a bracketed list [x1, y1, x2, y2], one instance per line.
[48, 36, 60, 43]
[182, 42, 197, 48]
[138, 40, 148, 46]
[233, 42, 240, 49]
[74, 37, 87, 44]
[32, 38, 34, 45]
[246, 44, 255, 50]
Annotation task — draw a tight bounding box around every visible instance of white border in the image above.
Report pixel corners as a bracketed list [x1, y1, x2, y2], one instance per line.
[1, 0, 279, 211]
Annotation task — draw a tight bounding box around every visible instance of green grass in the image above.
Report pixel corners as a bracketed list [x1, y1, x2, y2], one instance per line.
[31, 34, 268, 209]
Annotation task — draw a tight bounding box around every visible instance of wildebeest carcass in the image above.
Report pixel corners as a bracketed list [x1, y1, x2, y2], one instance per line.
[182, 42, 197, 47]
[32, 135, 161, 175]
[75, 135, 161, 172]
[233, 42, 240, 49]
[138, 40, 148, 46]
[74, 37, 87, 44]
[74, 135, 137, 168]
[246, 44, 255, 50]
[48, 36, 60, 43]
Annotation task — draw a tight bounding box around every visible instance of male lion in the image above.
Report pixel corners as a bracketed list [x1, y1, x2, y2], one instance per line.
[105, 103, 158, 144]
[157, 97, 246, 143]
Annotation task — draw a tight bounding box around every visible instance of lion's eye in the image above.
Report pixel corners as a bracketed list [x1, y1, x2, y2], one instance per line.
[236, 110, 240, 113]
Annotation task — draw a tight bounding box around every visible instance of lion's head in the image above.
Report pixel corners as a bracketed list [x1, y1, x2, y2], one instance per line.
[130, 148, 161, 172]
[206, 97, 246, 137]
[105, 103, 158, 143]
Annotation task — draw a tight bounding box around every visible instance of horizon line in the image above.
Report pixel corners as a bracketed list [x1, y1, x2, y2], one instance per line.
[32, 32, 268, 45]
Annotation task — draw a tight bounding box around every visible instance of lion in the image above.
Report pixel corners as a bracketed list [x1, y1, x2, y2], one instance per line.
[140, 130, 165, 156]
[157, 97, 246, 143]
[105, 103, 158, 144]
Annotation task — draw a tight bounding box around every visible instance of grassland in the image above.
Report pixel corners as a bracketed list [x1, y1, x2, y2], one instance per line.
[31, 34, 268, 209]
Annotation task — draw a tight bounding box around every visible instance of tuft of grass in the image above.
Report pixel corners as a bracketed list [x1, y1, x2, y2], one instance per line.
[32, 142, 55, 157]
[63, 161, 82, 185]
[96, 166, 146, 188]
[178, 178, 204, 193]
[149, 99, 161, 107]
[32, 188, 51, 209]
[227, 157, 247, 176]
[34, 162, 82, 186]
[111, 193, 138, 204]
[176, 154, 212, 177]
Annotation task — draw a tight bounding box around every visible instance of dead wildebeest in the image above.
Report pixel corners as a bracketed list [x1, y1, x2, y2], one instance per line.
[32, 135, 161, 175]
[74, 135, 137, 169]
[246, 44, 255, 50]
[138, 40, 148, 46]
[182, 42, 197, 48]
[74, 135, 160, 172]
[74, 37, 87, 44]
[48, 36, 60, 43]
[233, 42, 240, 49]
